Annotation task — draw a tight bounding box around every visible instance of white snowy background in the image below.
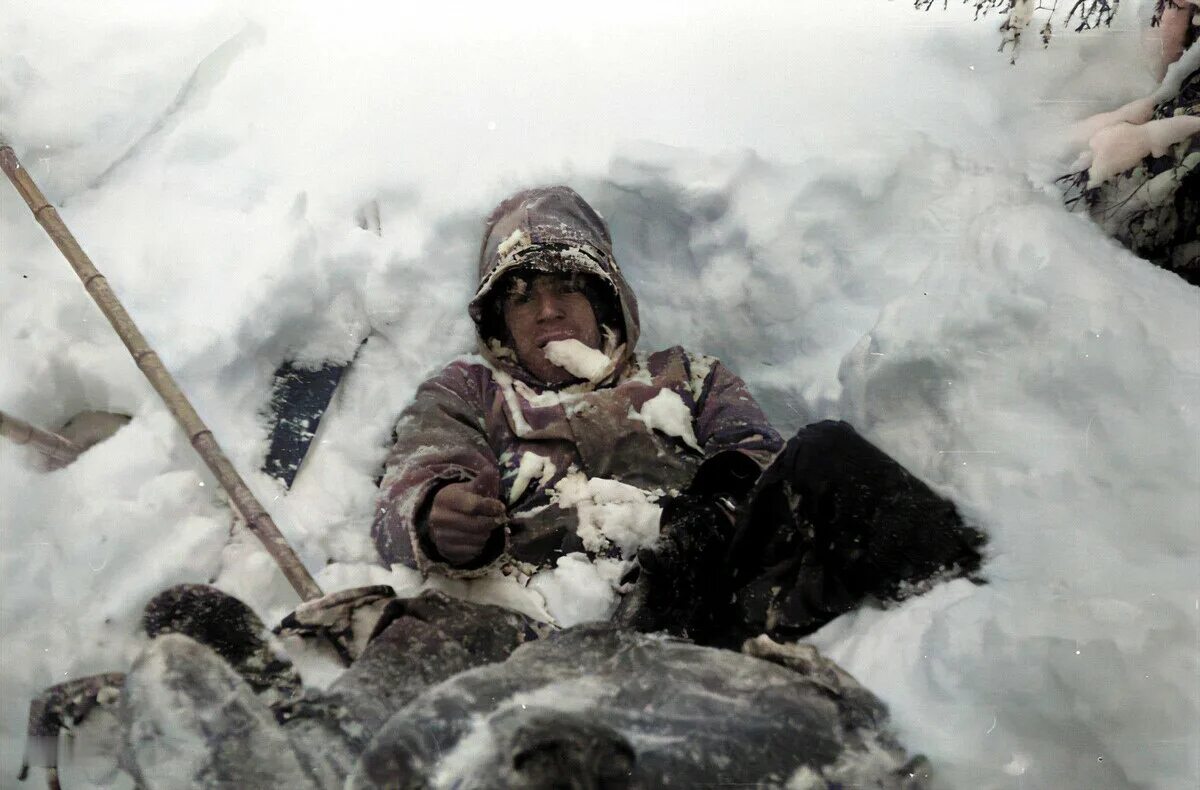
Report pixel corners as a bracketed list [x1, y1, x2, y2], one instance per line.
[2, 0, 1197, 787]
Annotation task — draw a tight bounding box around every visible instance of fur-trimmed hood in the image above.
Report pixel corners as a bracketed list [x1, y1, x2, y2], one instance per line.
[468, 186, 641, 388]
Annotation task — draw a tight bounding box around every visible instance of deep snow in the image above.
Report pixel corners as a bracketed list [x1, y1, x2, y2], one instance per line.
[1, 1, 1197, 788]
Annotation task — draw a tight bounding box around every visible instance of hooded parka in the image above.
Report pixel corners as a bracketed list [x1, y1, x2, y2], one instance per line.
[372, 187, 783, 577]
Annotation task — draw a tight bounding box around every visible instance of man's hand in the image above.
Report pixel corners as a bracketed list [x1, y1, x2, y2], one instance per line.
[428, 482, 507, 565]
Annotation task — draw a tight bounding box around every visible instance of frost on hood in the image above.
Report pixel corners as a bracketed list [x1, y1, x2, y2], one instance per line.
[496, 228, 532, 260]
[468, 186, 641, 390]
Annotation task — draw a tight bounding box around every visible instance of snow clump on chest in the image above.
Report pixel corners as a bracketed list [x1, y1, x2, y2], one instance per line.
[627, 388, 701, 451]
[521, 471, 665, 627]
[551, 471, 662, 556]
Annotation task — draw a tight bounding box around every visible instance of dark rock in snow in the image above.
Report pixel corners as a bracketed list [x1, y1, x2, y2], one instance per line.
[118, 588, 928, 789]
[350, 624, 929, 789]
[315, 590, 549, 732]
[121, 590, 554, 788]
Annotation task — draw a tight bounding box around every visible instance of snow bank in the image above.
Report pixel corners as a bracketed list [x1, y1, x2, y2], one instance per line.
[1, 1, 1195, 788]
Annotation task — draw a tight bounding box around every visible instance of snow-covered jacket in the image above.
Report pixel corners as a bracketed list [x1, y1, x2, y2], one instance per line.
[372, 186, 782, 576]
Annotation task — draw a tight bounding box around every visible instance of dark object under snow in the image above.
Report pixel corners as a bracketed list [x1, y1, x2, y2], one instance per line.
[722, 420, 986, 644]
[349, 624, 929, 789]
[111, 588, 928, 789]
[262, 358, 356, 489]
[617, 420, 987, 647]
[142, 583, 302, 703]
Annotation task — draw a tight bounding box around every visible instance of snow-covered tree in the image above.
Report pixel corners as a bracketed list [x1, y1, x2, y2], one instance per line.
[914, 0, 1123, 61]
[918, 1, 1200, 283]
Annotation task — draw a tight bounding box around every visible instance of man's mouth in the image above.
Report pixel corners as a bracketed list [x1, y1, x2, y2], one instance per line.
[536, 331, 575, 349]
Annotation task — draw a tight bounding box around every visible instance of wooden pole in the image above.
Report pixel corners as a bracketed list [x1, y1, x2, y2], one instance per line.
[1, 144, 323, 602]
[0, 411, 83, 467]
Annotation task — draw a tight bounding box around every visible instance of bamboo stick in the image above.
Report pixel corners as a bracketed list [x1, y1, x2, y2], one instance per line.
[0, 410, 83, 467]
[0, 144, 323, 602]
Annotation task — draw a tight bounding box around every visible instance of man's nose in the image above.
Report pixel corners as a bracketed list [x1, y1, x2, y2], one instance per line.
[534, 292, 565, 321]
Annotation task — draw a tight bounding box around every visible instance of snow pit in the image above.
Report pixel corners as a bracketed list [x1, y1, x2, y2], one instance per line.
[1, 2, 1196, 787]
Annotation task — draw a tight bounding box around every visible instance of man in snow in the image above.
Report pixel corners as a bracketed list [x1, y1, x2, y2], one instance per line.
[372, 185, 985, 643]
[373, 186, 780, 570]
[31, 188, 974, 788]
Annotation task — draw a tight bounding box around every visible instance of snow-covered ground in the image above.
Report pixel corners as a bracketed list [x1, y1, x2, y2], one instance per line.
[2, 1, 1197, 787]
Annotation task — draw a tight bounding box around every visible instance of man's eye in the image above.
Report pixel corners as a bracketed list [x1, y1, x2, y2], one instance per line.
[504, 280, 533, 306]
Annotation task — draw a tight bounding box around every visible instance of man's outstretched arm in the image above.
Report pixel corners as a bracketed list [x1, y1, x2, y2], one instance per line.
[372, 363, 506, 575]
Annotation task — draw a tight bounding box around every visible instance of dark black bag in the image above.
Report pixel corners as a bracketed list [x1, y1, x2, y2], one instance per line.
[620, 420, 987, 646]
[717, 420, 986, 644]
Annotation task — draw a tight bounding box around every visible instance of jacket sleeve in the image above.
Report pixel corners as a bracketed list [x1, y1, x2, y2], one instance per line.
[691, 356, 784, 471]
[371, 363, 504, 576]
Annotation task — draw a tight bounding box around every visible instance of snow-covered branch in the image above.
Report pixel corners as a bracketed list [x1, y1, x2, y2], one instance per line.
[1060, 24, 1200, 282]
[914, 0, 1130, 60]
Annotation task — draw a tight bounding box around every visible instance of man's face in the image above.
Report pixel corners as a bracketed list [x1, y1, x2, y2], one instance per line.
[502, 273, 602, 384]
